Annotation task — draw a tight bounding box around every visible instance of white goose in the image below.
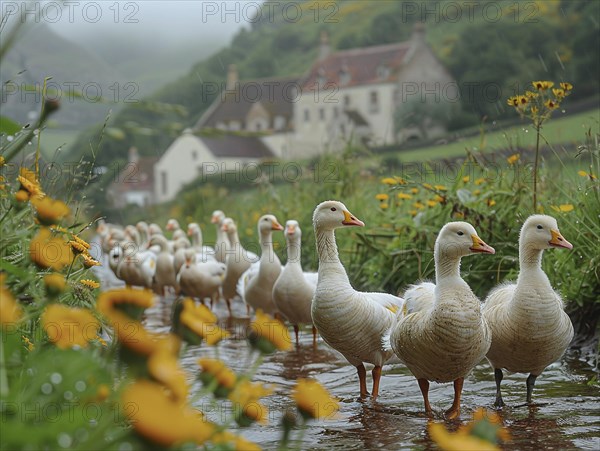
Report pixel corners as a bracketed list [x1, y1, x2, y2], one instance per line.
[388, 222, 495, 418]
[483, 214, 574, 406]
[273, 220, 318, 345]
[312, 201, 404, 399]
[211, 210, 230, 263]
[177, 249, 227, 305]
[237, 214, 283, 315]
[110, 241, 156, 289]
[221, 218, 259, 316]
[148, 234, 178, 296]
[187, 223, 217, 261]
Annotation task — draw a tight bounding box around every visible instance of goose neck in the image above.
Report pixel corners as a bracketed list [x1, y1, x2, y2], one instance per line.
[434, 250, 462, 284]
[519, 245, 544, 274]
[286, 236, 301, 263]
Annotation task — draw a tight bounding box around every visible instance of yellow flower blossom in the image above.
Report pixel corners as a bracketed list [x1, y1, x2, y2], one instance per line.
[95, 335, 108, 347]
[532, 80, 554, 91]
[578, 170, 597, 180]
[97, 288, 154, 315]
[411, 187, 419, 194]
[293, 378, 339, 420]
[545, 99, 559, 110]
[426, 200, 438, 207]
[29, 227, 74, 270]
[434, 185, 447, 191]
[229, 380, 273, 407]
[178, 298, 230, 345]
[474, 189, 481, 195]
[507, 154, 520, 165]
[375, 193, 389, 201]
[15, 190, 29, 202]
[560, 82, 573, 91]
[69, 235, 90, 255]
[397, 193, 412, 200]
[550, 204, 574, 213]
[42, 304, 99, 349]
[434, 195, 445, 203]
[409, 210, 418, 217]
[552, 88, 565, 98]
[22, 335, 34, 351]
[80, 253, 101, 268]
[31, 196, 70, 225]
[524, 90, 538, 99]
[462, 176, 470, 183]
[0, 156, 4, 167]
[507, 96, 519, 107]
[248, 309, 292, 352]
[229, 380, 273, 426]
[121, 380, 214, 447]
[212, 432, 261, 451]
[17, 167, 44, 199]
[1, 274, 22, 326]
[474, 177, 486, 185]
[394, 176, 407, 184]
[380, 203, 389, 209]
[413, 202, 425, 210]
[487, 199, 496, 207]
[198, 358, 237, 396]
[80, 279, 100, 289]
[148, 349, 189, 403]
[380, 177, 397, 185]
[44, 273, 67, 296]
[422, 183, 433, 190]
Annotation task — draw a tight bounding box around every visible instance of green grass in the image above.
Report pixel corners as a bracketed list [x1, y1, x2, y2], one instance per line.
[394, 109, 600, 162]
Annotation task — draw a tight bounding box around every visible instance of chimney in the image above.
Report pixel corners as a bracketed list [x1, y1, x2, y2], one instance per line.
[226, 64, 238, 90]
[128, 146, 139, 164]
[318, 30, 330, 61]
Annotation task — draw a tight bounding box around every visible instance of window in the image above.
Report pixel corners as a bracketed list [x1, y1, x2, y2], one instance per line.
[377, 65, 389, 80]
[369, 91, 379, 113]
[160, 171, 167, 196]
[274, 115, 286, 130]
[304, 109, 310, 122]
[319, 108, 325, 120]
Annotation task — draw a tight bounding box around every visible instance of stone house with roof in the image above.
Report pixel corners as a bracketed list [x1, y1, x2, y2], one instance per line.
[151, 23, 456, 202]
[107, 147, 157, 207]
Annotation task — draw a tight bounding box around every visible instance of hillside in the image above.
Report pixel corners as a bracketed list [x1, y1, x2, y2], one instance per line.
[66, 0, 599, 168]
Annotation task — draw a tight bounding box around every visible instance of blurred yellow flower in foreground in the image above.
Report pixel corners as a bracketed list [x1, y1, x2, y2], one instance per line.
[44, 273, 67, 296]
[428, 407, 510, 451]
[198, 358, 237, 396]
[397, 193, 412, 200]
[507, 154, 520, 165]
[375, 193, 389, 201]
[381, 177, 397, 185]
[578, 170, 597, 180]
[17, 167, 44, 200]
[248, 309, 292, 353]
[30, 227, 74, 270]
[178, 298, 230, 345]
[292, 378, 339, 420]
[0, 274, 22, 326]
[31, 196, 70, 225]
[212, 431, 261, 451]
[97, 288, 154, 314]
[551, 204, 574, 213]
[42, 304, 99, 349]
[80, 279, 100, 289]
[121, 380, 214, 447]
[148, 349, 189, 403]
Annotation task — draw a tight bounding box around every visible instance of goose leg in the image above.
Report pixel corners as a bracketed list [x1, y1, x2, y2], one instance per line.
[526, 373, 538, 404]
[312, 326, 317, 347]
[494, 368, 505, 407]
[293, 324, 299, 345]
[225, 298, 232, 317]
[417, 378, 433, 417]
[372, 365, 382, 399]
[445, 378, 464, 420]
[357, 364, 369, 398]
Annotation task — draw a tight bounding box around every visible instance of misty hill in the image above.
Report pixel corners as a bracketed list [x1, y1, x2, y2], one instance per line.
[68, 0, 599, 166]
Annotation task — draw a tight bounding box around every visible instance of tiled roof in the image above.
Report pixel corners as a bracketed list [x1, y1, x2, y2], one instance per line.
[197, 76, 299, 128]
[198, 134, 274, 158]
[301, 41, 411, 89]
[111, 156, 158, 192]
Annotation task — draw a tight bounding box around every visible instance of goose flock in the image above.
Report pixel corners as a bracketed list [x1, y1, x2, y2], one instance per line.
[97, 202, 575, 417]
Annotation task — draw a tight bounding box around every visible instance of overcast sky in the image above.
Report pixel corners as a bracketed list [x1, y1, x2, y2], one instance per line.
[5, 1, 252, 45]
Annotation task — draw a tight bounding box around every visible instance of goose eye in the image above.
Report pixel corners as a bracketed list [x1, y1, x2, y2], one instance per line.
[537, 225, 543, 230]
[330, 207, 337, 211]
[263, 218, 269, 222]
[457, 231, 464, 236]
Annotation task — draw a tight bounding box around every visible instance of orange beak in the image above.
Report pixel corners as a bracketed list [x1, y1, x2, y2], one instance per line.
[210, 215, 218, 224]
[342, 210, 365, 227]
[549, 229, 573, 250]
[271, 220, 283, 231]
[221, 223, 229, 232]
[470, 234, 495, 254]
[286, 224, 296, 235]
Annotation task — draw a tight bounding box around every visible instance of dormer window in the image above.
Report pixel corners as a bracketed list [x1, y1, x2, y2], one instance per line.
[339, 68, 350, 86]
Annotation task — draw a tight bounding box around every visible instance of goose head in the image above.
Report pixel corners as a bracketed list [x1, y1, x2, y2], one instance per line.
[148, 234, 169, 252]
[187, 222, 201, 236]
[173, 237, 191, 251]
[182, 248, 196, 268]
[520, 215, 573, 251]
[285, 220, 301, 240]
[166, 218, 180, 232]
[211, 210, 225, 225]
[136, 221, 149, 235]
[173, 229, 187, 241]
[435, 222, 495, 259]
[148, 223, 163, 236]
[221, 218, 237, 235]
[108, 244, 123, 271]
[312, 200, 365, 231]
[257, 214, 283, 237]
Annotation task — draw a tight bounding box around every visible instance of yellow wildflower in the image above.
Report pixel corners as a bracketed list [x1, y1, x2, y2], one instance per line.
[462, 176, 470, 183]
[22, 335, 34, 351]
[434, 195, 445, 203]
[248, 309, 292, 353]
[474, 177, 486, 185]
[0, 274, 22, 326]
[29, 227, 74, 270]
[15, 190, 29, 202]
[413, 202, 425, 210]
[0, 156, 4, 167]
[31, 196, 70, 225]
[177, 298, 230, 345]
[44, 273, 67, 296]
[550, 204, 574, 213]
[434, 185, 447, 191]
[397, 193, 412, 200]
[394, 176, 407, 184]
[121, 380, 214, 447]
[428, 422, 499, 451]
[411, 188, 419, 194]
[552, 88, 565, 98]
[507, 96, 519, 107]
[80, 279, 100, 289]
[97, 288, 154, 316]
[229, 380, 273, 426]
[545, 99, 559, 110]
[212, 432, 261, 451]
[578, 170, 597, 180]
[148, 349, 189, 403]
[375, 193, 389, 201]
[524, 90, 538, 99]
[293, 378, 339, 420]
[17, 167, 44, 199]
[42, 304, 99, 349]
[409, 210, 417, 217]
[507, 154, 520, 165]
[474, 189, 481, 195]
[80, 253, 101, 268]
[560, 82, 573, 91]
[422, 183, 433, 190]
[487, 199, 496, 207]
[380, 203, 389, 209]
[198, 358, 237, 396]
[380, 177, 397, 185]
[427, 200, 438, 208]
[532, 80, 554, 91]
[69, 235, 90, 255]
[95, 335, 108, 347]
